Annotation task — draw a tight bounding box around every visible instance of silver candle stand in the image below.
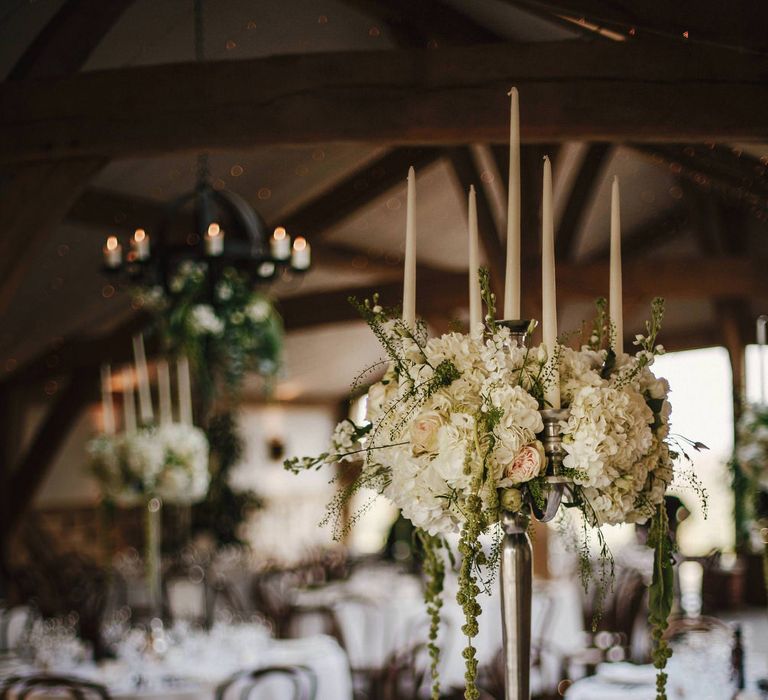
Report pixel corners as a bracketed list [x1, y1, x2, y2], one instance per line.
[497, 320, 571, 700]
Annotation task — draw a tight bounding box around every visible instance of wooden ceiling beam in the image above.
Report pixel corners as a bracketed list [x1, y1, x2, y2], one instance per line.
[591, 203, 690, 261]
[3, 41, 768, 164]
[339, 0, 500, 46]
[0, 313, 149, 393]
[279, 147, 443, 239]
[69, 148, 444, 242]
[447, 147, 505, 301]
[631, 144, 768, 215]
[0, 0, 134, 315]
[503, 0, 768, 53]
[555, 143, 612, 260]
[6, 370, 94, 534]
[0, 158, 106, 315]
[280, 255, 768, 331]
[7, 0, 135, 80]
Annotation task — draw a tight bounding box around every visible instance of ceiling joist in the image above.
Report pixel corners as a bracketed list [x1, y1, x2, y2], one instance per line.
[2, 41, 768, 165]
[281, 255, 768, 331]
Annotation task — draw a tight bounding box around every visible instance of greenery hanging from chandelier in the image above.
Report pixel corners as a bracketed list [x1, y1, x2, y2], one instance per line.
[137, 261, 283, 545]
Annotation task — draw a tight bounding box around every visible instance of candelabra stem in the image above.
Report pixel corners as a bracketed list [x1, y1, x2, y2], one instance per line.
[500, 509, 532, 700]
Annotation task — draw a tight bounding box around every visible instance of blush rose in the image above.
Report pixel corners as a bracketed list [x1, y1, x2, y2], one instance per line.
[410, 411, 444, 455]
[504, 442, 546, 484]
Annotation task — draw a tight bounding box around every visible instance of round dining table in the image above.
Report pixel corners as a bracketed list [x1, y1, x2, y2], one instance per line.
[0, 623, 352, 700]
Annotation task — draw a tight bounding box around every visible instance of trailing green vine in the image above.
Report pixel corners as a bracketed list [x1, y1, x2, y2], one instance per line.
[648, 501, 674, 699]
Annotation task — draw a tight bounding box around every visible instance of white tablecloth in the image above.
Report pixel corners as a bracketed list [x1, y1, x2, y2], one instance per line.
[294, 566, 584, 692]
[2, 627, 352, 700]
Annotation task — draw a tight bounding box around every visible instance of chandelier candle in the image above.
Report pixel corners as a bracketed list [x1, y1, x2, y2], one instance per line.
[205, 223, 224, 256]
[100, 364, 115, 435]
[503, 87, 521, 320]
[403, 166, 417, 328]
[132, 229, 150, 260]
[291, 237, 311, 270]
[540, 156, 560, 410]
[468, 185, 482, 329]
[271, 226, 291, 260]
[103, 236, 122, 268]
[609, 176, 624, 354]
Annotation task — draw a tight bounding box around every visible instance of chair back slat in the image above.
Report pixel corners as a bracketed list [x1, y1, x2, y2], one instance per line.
[2, 675, 110, 700]
[216, 665, 317, 700]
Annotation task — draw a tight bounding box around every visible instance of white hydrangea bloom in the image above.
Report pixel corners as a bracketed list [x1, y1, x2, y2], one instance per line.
[190, 304, 225, 336]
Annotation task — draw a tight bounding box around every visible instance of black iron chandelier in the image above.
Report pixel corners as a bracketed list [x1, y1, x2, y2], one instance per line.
[101, 156, 311, 291]
[100, 0, 310, 291]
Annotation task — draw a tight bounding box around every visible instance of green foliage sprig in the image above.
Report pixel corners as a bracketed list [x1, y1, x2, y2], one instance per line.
[419, 531, 447, 700]
[137, 264, 282, 545]
[648, 501, 674, 700]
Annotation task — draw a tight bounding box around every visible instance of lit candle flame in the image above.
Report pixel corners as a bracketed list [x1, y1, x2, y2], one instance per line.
[134, 228, 146, 242]
[208, 223, 221, 237]
[106, 236, 119, 251]
[293, 236, 307, 251]
[274, 226, 287, 240]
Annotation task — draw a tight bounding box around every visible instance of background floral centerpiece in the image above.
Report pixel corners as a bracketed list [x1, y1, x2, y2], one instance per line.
[138, 261, 282, 544]
[733, 403, 768, 599]
[88, 422, 210, 506]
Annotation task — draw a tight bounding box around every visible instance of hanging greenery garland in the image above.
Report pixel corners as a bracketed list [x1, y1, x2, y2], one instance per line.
[137, 261, 283, 544]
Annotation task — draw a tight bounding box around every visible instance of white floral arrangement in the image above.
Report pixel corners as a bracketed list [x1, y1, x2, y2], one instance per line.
[287, 286, 704, 700]
[135, 262, 282, 386]
[736, 403, 768, 490]
[88, 423, 210, 506]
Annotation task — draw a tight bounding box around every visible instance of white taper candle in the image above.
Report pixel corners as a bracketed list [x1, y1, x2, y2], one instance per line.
[177, 356, 193, 425]
[403, 166, 417, 328]
[541, 156, 560, 409]
[132, 334, 153, 424]
[503, 87, 521, 320]
[100, 364, 115, 435]
[758, 316, 768, 406]
[123, 373, 137, 433]
[609, 176, 624, 355]
[468, 185, 482, 330]
[157, 359, 172, 425]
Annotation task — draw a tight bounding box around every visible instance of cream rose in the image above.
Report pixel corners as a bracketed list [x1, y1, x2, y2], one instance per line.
[410, 411, 443, 455]
[504, 442, 545, 484]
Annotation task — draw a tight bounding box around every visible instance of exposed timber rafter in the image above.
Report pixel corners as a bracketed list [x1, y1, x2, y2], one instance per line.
[3, 41, 768, 165]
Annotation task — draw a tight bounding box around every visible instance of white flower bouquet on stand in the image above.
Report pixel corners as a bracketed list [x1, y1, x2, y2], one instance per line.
[286, 287, 702, 699]
[87, 337, 210, 618]
[88, 422, 210, 506]
[287, 139, 706, 698]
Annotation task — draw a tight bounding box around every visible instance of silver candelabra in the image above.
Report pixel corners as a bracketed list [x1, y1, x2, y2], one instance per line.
[498, 320, 571, 700]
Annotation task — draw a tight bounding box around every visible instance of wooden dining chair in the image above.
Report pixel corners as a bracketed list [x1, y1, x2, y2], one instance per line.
[215, 665, 318, 700]
[0, 675, 110, 700]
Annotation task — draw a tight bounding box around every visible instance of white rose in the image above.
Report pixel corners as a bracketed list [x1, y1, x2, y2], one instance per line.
[410, 411, 443, 455]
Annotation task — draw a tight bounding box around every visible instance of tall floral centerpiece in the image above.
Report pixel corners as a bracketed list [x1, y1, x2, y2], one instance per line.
[88, 339, 210, 618]
[137, 262, 282, 544]
[286, 92, 704, 700]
